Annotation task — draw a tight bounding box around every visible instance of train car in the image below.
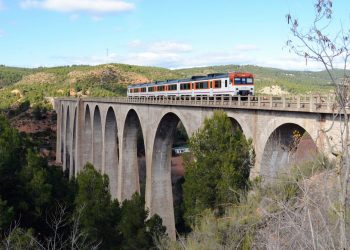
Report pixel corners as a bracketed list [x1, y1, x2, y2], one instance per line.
[127, 72, 254, 97]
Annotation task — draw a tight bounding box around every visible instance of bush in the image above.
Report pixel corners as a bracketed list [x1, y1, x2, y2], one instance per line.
[32, 104, 47, 120]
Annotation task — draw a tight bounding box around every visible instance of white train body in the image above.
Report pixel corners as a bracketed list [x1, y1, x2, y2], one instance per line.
[127, 72, 254, 97]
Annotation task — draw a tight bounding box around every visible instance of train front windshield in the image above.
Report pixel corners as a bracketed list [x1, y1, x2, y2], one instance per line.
[234, 77, 254, 84]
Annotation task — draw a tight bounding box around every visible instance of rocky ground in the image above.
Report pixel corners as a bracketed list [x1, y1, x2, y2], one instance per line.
[10, 109, 57, 163]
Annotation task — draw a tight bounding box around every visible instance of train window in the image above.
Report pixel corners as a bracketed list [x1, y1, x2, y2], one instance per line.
[234, 78, 241, 84]
[196, 81, 208, 89]
[225, 80, 228, 87]
[247, 78, 253, 84]
[148, 86, 155, 92]
[214, 80, 221, 88]
[168, 84, 177, 91]
[158, 85, 165, 91]
[141, 87, 146, 92]
[180, 83, 190, 90]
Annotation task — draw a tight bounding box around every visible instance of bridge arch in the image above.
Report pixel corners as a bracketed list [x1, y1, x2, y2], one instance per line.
[226, 111, 253, 139]
[83, 104, 92, 167]
[151, 112, 190, 239]
[228, 116, 243, 133]
[93, 106, 103, 171]
[104, 107, 119, 199]
[260, 122, 318, 180]
[120, 109, 145, 200]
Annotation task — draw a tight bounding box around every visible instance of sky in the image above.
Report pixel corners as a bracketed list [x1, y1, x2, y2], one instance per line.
[0, 0, 349, 70]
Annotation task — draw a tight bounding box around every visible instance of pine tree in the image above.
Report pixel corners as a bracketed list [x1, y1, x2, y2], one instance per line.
[75, 163, 122, 249]
[183, 110, 253, 225]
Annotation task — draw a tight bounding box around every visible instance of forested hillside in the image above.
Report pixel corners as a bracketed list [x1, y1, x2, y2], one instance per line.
[0, 63, 337, 110]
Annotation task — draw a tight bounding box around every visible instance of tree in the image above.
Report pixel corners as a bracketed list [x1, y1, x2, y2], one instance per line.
[75, 164, 166, 249]
[19, 150, 53, 231]
[75, 163, 122, 249]
[0, 115, 24, 207]
[0, 198, 14, 232]
[118, 193, 166, 250]
[0, 115, 22, 232]
[183, 110, 253, 225]
[286, 1, 350, 248]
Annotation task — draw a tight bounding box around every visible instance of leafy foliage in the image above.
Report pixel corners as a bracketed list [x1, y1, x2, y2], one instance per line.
[0, 65, 33, 88]
[0, 115, 166, 248]
[160, 155, 335, 249]
[183, 111, 253, 225]
[119, 193, 166, 249]
[75, 163, 122, 249]
[75, 164, 166, 249]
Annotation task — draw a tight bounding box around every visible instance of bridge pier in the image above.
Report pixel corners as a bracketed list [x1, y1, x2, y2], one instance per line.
[118, 109, 142, 201]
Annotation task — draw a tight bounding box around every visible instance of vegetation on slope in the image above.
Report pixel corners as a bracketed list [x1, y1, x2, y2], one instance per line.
[0, 65, 33, 87]
[160, 155, 349, 249]
[0, 63, 339, 111]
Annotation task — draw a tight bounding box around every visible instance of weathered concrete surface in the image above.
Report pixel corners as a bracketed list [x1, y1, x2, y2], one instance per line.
[55, 97, 342, 240]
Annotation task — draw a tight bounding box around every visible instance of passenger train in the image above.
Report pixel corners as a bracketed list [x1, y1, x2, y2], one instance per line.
[127, 72, 254, 97]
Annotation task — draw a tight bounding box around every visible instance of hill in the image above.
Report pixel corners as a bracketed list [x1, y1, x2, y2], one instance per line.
[0, 63, 337, 110]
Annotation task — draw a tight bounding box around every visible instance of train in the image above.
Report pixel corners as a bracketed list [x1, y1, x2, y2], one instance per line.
[127, 72, 254, 97]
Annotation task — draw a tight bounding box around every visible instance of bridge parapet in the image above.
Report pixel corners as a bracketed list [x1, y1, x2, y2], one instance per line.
[56, 94, 338, 114]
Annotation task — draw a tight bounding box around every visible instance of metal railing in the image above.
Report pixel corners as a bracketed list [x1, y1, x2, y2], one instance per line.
[58, 95, 339, 114]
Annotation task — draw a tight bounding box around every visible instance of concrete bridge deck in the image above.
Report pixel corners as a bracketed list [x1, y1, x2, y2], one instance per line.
[54, 95, 342, 239]
[56, 95, 338, 114]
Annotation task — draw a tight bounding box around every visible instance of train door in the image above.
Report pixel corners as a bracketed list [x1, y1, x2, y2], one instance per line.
[224, 78, 229, 95]
[210, 80, 213, 97]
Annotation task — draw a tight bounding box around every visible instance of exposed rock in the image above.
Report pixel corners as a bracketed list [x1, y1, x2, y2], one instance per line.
[259, 85, 290, 95]
[17, 72, 57, 85]
[11, 89, 22, 97]
[67, 65, 150, 85]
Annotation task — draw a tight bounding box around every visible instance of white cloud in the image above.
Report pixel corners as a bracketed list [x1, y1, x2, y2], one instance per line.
[51, 42, 330, 71]
[124, 52, 182, 67]
[20, 0, 135, 13]
[255, 53, 327, 71]
[149, 41, 192, 53]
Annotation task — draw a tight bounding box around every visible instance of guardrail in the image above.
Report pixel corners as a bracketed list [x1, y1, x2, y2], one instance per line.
[58, 95, 339, 114]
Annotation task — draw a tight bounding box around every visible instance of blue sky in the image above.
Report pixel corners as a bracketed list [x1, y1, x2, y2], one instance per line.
[0, 0, 348, 70]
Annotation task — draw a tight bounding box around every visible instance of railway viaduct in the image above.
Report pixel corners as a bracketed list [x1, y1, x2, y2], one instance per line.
[54, 95, 342, 239]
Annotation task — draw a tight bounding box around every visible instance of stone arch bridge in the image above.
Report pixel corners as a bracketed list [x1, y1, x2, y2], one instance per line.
[54, 95, 341, 239]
